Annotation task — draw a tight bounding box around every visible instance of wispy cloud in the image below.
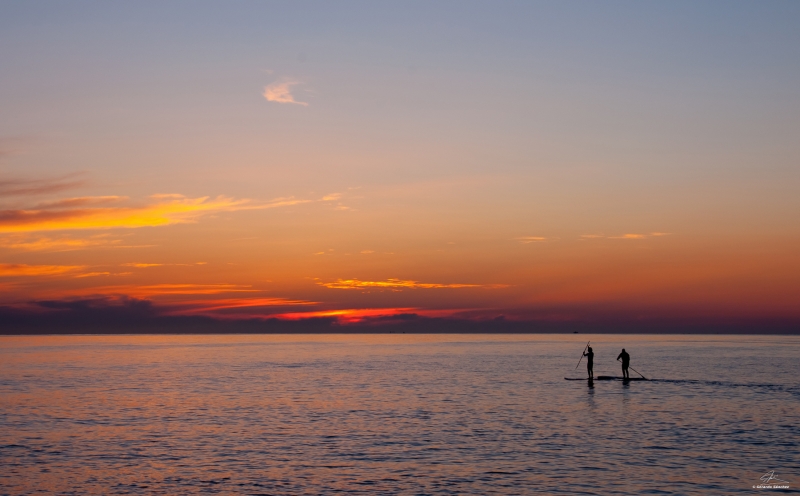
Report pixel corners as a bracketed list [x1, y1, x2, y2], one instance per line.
[582, 232, 673, 240]
[0, 264, 136, 280]
[515, 236, 549, 244]
[74, 271, 112, 278]
[120, 262, 209, 268]
[0, 263, 83, 277]
[318, 278, 508, 290]
[0, 193, 332, 234]
[0, 174, 85, 197]
[610, 234, 648, 239]
[187, 297, 316, 310]
[0, 234, 130, 251]
[263, 80, 308, 106]
[48, 283, 264, 300]
[33, 196, 126, 209]
[126, 284, 259, 296]
[167, 297, 318, 317]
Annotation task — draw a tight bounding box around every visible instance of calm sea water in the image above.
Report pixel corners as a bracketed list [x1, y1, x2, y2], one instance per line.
[1, 334, 798, 495]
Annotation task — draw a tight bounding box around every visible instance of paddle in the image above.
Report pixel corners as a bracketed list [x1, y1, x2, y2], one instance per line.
[575, 341, 590, 369]
[628, 365, 647, 380]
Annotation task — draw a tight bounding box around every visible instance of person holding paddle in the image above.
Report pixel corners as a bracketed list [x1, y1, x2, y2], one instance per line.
[617, 349, 630, 379]
[583, 346, 594, 379]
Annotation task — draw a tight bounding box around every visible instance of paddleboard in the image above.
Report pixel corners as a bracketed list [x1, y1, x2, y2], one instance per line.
[564, 376, 648, 381]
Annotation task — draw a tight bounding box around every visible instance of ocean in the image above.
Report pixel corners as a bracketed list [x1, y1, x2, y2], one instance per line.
[1, 334, 798, 495]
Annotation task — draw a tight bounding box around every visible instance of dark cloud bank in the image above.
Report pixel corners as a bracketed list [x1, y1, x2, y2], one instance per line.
[0, 297, 797, 335]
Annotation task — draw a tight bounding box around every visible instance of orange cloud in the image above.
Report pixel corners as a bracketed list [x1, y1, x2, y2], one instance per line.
[612, 232, 672, 239]
[0, 263, 83, 277]
[0, 234, 126, 251]
[127, 284, 260, 296]
[121, 262, 208, 268]
[318, 278, 508, 290]
[0, 194, 321, 234]
[263, 80, 308, 106]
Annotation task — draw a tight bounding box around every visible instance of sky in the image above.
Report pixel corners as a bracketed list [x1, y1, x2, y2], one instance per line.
[1, 1, 799, 333]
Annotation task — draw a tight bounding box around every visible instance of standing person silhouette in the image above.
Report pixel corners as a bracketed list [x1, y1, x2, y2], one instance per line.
[616, 349, 630, 379]
[583, 346, 594, 379]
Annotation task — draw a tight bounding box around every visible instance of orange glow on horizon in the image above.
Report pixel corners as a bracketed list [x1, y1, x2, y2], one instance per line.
[272, 307, 465, 323]
[275, 308, 419, 323]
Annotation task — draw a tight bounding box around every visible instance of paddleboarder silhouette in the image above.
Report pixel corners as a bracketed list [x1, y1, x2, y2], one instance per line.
[583, 346, 594, 379]
[616, 349, 630, 379]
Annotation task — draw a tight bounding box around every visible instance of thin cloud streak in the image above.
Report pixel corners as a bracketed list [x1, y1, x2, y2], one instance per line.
[0, 193, 337, 233]
[0, 195, 247, 233]
[582, 232, 673, 240]
[319, 278, 508, 290]
[0, 263, 83, 277]
[515, 236, 549, 244]
[263, 80, 308, 106]
[125, 284, 260, 296]
[186, 297, 316, 311]
[166, 297, 318, 316]
[610, 232, 673, 239]
[0, 174, 86, 197]
[0, 234, 126, 251]
[33, 196, 127, 210]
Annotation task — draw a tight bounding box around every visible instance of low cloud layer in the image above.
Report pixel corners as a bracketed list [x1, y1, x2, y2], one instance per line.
[2, 296, 796, 335]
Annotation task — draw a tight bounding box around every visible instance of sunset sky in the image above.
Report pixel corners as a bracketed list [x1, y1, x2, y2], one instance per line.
[2, 1, 799, 332]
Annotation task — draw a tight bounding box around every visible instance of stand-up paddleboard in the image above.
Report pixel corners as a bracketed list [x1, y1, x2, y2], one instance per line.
[564, 376, 648, 381]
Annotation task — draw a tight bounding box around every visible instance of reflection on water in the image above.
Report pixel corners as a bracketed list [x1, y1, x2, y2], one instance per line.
[1, 334, 798, 495]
